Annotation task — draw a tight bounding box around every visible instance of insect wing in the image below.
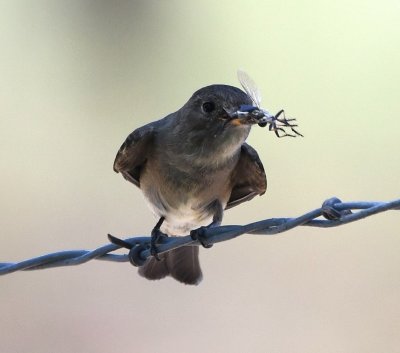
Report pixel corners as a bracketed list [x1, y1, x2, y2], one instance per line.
[237, 70, 262, 108]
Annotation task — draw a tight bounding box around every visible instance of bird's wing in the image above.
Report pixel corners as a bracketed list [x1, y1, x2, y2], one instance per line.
[113, 122, 157, 188]
[226, 143, 267, 209]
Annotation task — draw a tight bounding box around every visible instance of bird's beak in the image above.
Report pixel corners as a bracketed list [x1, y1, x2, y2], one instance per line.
[224, 105, 262, 126]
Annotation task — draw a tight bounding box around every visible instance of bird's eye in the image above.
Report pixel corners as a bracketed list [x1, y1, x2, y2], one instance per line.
[202, 101, 215, 113]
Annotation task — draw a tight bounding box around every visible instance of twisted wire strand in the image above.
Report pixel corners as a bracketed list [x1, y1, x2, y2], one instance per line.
[1, 197, 399, 275]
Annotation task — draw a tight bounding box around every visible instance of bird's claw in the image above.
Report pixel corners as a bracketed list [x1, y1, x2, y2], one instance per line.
[190, 226, 213, 248]
[150, 229, 168, 261]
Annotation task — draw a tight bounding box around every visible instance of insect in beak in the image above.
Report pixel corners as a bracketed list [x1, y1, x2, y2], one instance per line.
[224, 105, 264, 126]
[236, 70, 303, 137]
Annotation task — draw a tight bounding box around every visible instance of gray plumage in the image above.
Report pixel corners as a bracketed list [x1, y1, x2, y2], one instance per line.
[114, 84, 266, 285]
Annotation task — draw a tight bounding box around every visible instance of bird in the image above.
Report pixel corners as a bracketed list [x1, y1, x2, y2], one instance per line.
[112, 83, 267, 285]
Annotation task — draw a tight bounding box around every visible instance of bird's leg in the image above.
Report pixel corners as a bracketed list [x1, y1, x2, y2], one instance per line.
[190, 200, 223, 248]
[150, 216, 167, 260]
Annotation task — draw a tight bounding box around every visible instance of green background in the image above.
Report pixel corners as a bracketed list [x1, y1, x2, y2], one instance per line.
[1, 1, 399, 352]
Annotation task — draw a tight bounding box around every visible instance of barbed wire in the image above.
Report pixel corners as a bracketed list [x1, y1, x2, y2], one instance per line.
[1, 196, 399, 275]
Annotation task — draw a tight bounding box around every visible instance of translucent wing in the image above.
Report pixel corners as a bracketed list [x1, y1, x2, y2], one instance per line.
[237, 70, 262, 107]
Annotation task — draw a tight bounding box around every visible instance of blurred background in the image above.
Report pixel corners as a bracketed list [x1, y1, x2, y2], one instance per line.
[1, 1, 399, 352]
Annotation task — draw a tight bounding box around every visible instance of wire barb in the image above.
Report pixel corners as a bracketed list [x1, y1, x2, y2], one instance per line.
[1, 197, 399, 275]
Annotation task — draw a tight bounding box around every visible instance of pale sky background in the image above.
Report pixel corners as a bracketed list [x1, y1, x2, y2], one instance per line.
[0, 1, 399, 353]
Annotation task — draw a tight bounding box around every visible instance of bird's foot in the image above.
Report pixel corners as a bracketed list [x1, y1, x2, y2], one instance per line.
[190, 226, 213, 248]
[150, 228, 168, 261]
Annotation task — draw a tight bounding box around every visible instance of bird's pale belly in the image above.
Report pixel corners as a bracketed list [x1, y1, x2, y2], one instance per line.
[157, 202, 213, 235]
[142, 186, 227, 235]
[141, 177, 229, 235]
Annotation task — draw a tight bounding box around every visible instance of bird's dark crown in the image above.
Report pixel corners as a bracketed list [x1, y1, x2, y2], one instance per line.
[189, 84, 252, 108]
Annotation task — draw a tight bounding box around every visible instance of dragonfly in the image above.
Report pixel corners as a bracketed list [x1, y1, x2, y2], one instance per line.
[236, 70, 303, 138]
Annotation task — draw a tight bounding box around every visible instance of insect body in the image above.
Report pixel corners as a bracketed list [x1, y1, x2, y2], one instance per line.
[237, 70, 303, 138]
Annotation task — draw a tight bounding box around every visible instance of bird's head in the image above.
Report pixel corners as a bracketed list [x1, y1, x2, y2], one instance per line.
[180, 85, 262, 132]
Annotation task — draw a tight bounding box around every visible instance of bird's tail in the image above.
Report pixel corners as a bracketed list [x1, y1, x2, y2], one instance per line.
[138, 246, 202, 285]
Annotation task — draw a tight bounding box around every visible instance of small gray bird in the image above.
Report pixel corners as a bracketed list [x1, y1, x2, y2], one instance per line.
[112, 84, 267, 285]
